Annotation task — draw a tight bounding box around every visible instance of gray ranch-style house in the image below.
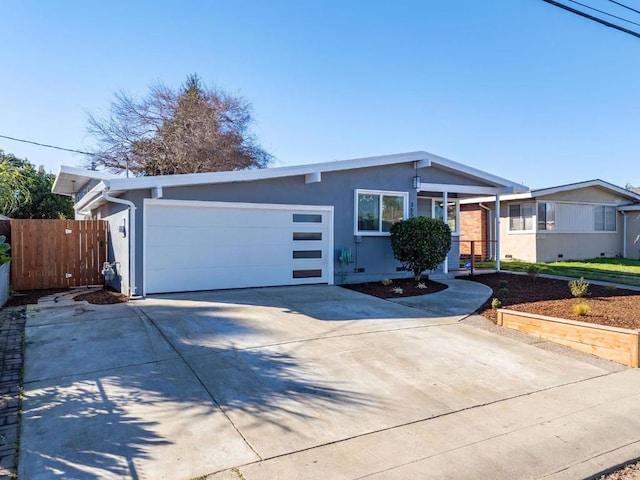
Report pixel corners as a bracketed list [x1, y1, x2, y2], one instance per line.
[53, 152, 527, 296]
[459, 179, 640, 264]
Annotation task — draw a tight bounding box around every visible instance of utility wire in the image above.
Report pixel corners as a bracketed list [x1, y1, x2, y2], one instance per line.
[542, 0, 640, 39]
[0, 133, 94, 156]
[608, 0, 640, 16]
[565, 0, 640, 26]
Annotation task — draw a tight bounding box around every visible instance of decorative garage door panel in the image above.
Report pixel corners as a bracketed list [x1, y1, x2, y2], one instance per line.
[144, 200, 333, 294]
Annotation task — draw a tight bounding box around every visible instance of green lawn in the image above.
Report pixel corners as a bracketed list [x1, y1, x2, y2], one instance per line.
[473, 258, 640, 287]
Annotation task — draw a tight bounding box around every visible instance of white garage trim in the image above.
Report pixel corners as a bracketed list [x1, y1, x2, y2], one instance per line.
[143, 199, 334, 295]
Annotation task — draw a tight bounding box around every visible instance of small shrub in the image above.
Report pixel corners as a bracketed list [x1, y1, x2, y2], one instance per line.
[392, 287, 404, 294]
[491, 297, 502, 309]
[416, 282, 427, 290]
[389, 217, 452, 281]
[572, 302, 591, 316]
[381, 278, 393, 286]
[526, 264, 540, 278]
[499, 280, 508, 289]
[568, 277, 590, 298]
[500, 287, 509, 296]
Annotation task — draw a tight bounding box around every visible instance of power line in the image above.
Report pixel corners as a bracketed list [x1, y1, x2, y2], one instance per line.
[0, 134, 94, 156]
[564, 0, 640, 26]
[608, 0, 640, 16]
[542, 0, 640, 39]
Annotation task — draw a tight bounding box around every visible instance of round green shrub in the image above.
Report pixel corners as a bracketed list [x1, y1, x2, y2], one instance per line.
[389, 216, 451, 281]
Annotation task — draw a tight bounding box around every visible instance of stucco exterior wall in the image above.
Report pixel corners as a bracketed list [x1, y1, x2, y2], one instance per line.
[87, 163, 498, 291]
[624, 211, 640, 260]
[499, 201, 537, 262]
[535, 232, 621, 262]
[95, 202, 131, 294]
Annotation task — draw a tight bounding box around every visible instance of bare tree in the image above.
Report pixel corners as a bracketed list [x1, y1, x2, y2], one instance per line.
[87, 74, 272, 176]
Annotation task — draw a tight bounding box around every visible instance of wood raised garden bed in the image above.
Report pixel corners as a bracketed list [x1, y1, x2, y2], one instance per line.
[497, 309, 640, 367]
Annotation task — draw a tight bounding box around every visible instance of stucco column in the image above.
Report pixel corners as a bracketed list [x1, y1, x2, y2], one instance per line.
[443, 191, 448, 274]
[495, 193, 501, 271]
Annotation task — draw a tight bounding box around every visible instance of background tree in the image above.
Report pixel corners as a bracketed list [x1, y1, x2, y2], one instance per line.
[0, 150, 73, 219]
[11, 162, 74, 219]
[0, 150, 30, 216]
[87, 74, 272, 176]
[389, 217, 452, 281]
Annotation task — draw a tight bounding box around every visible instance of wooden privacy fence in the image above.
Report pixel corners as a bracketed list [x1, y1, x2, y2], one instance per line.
[11, 219, 108, 290]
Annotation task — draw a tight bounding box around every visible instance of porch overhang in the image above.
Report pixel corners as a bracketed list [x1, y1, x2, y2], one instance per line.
[417, 183, 516, 196]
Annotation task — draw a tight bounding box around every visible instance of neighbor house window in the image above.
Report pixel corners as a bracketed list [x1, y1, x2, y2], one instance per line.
[433, 200, 458, 233]
[594, 205, 616, 231]
[537, 202, 555, 231]
[509, 203, 534, 231]
[355, 190, 408, 235]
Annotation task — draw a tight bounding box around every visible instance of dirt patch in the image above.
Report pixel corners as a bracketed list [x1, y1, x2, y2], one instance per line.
[343, 277, 448, 299]
[74, 288, 129, 304]
[4, 288, 70, 307]
[464, 273, 640, 330]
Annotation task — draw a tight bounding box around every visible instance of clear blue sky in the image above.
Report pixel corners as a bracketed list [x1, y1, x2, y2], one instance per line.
[1, 0, 639, 189]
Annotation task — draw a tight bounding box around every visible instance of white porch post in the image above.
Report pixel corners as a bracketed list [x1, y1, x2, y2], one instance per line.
[495, 193, 501, 272]
[443, 191, 448, 274]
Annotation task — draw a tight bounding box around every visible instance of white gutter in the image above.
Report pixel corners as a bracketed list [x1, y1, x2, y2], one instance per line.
[102, 191, 137, 297]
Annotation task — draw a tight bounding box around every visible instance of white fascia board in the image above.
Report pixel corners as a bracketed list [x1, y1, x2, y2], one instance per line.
[73, 181, 107, 212]
[106, 151, 431, 192]
[426, 155, 528, 192]
[618, 204, 640, 211]
[418, 183, 515, 195]
[52, 165, 113, 196]
[459, 192, 533, 205]
[95, 150, 528, 195]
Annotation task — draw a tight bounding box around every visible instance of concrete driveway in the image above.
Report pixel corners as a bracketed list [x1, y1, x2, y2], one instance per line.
[19, 282, 640, 480]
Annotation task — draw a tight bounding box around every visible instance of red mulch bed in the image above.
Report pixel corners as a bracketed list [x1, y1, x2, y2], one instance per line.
[465, 272, 640, 330]
[74, 288, 128, 304]
[343, 277, 448, 299]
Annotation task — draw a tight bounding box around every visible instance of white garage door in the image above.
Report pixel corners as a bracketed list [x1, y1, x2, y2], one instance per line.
[143, 199, 334, 294]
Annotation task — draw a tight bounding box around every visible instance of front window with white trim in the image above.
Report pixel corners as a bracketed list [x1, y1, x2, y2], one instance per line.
[594, 205, 616, 231]
[355, 190, 408, 235]
[509, 203, 535, 231]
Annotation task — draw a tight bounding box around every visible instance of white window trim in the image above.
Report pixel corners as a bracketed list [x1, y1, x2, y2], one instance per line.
[354, 189, 409, 236]
[508, 202, 536, 233]
[426, 197, 460, 235]
[594, 204, 618, 233]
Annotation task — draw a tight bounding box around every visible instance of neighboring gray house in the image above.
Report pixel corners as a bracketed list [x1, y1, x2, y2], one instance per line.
[53, 152, 526, 296]
[460, 179, 640, 264]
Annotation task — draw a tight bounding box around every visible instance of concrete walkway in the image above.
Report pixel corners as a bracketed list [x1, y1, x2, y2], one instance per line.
[17, 282, 640, 480]
[389, 278, 492, 316]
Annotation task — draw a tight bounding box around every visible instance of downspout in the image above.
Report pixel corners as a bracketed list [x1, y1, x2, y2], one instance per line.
[478, 203, 493, 260]
[102, 192, 137, 297]
[622, 211, 627, 258]
[495, 194, 501, 272]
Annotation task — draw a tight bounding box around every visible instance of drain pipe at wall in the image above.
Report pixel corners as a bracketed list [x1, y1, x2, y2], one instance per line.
[623, 211, 628, 258]
[102, 192, 137, 297]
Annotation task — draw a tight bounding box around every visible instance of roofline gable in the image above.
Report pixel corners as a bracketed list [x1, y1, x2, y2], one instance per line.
[460, 179, 640, 205]
[54, 150, 529, 197]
